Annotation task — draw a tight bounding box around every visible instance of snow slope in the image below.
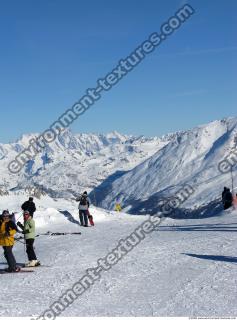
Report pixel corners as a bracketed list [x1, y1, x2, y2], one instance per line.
[0, 194, 237, 317]
[95, 117, 237, 214]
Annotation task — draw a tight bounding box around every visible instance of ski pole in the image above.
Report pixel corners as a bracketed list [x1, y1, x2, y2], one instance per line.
[15, 238, 25, 245]
[23, 236, 27, 265]
[14, 211, 24, 225]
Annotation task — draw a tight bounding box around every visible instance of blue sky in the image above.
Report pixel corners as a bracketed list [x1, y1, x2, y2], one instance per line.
[0, 0, 236, 143]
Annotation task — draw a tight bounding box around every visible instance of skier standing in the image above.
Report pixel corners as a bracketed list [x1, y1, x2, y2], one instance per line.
[21, 197, 36, 217]
[0, 210, 20, 272]
[76, 191, 91, 227]
[17, 211, 40, 267]
[222, 187, 233, 210]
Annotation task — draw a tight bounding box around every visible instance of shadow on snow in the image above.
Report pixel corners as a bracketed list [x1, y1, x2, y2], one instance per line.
[157, 222, 237, 232]
[183, 253, 237, 263]
[58, 210, 79, 225]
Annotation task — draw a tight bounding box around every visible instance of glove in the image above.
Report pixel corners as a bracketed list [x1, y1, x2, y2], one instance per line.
[17, 222, 24, 230]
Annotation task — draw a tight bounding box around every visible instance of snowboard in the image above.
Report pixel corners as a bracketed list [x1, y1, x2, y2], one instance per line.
[87, 210, 95, 226]
[88, 215, 94, 226]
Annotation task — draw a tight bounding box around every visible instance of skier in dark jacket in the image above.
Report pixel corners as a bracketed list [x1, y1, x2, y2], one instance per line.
[21, 197, 36, 217]
[76, 191, 91, 227]
[222, 187, 233, 210]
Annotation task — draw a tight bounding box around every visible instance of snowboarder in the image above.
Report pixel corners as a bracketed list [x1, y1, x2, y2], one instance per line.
[17, 211, 40, 267]
[76, 191, 91, 227]
[222, 187, 233, 210]
[21, 197, 36, 217]
[0, 210, 20, 272]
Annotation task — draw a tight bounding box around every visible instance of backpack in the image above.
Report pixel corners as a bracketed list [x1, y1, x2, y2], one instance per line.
[225, 191, 233, 203]
[80, 195, 88, 206]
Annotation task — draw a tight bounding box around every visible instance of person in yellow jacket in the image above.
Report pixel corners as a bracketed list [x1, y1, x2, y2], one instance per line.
[115, 203, 122, 213]
[0, 210, 20, 272]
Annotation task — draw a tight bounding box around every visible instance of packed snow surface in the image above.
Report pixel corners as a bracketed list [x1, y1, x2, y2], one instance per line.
[0, 195, 237, 317]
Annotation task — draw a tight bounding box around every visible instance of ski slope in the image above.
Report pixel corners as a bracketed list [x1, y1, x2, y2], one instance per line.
[0, 196, 237, 317]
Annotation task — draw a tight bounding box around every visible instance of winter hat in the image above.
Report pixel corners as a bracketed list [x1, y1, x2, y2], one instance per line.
[23, 210, 30, 215]
[29, 197, 34, 201]
[83, 191, 88, 195]
[2, 210, 10, 217]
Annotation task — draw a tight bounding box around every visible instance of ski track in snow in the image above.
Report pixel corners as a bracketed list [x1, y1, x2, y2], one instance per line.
[0, 206, 237, 317]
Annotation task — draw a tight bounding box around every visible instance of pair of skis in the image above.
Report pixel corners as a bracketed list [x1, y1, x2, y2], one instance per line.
[41, 231, 82, 236]
[15, 232, 82, 241]
[0, 269, 34, 274]
[0, 263, 49, 274]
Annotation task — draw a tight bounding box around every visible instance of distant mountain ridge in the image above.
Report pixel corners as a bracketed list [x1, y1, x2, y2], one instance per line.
[0, 129, 170, 198]
[0, 117, 236, 216]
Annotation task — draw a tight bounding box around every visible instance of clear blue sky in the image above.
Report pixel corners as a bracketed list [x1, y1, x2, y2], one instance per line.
[0, 0, 236, 143]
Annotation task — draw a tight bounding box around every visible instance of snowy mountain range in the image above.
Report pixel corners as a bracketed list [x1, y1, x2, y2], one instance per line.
[0, 129, 170, 197]
[94, 117, 237, 215]
[0, 117, 236, 216]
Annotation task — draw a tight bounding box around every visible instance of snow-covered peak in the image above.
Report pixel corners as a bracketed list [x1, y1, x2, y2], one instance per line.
[16, 133, 40, 146]
[95, 117, 237, 214]
[105, 131, 129, 142]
